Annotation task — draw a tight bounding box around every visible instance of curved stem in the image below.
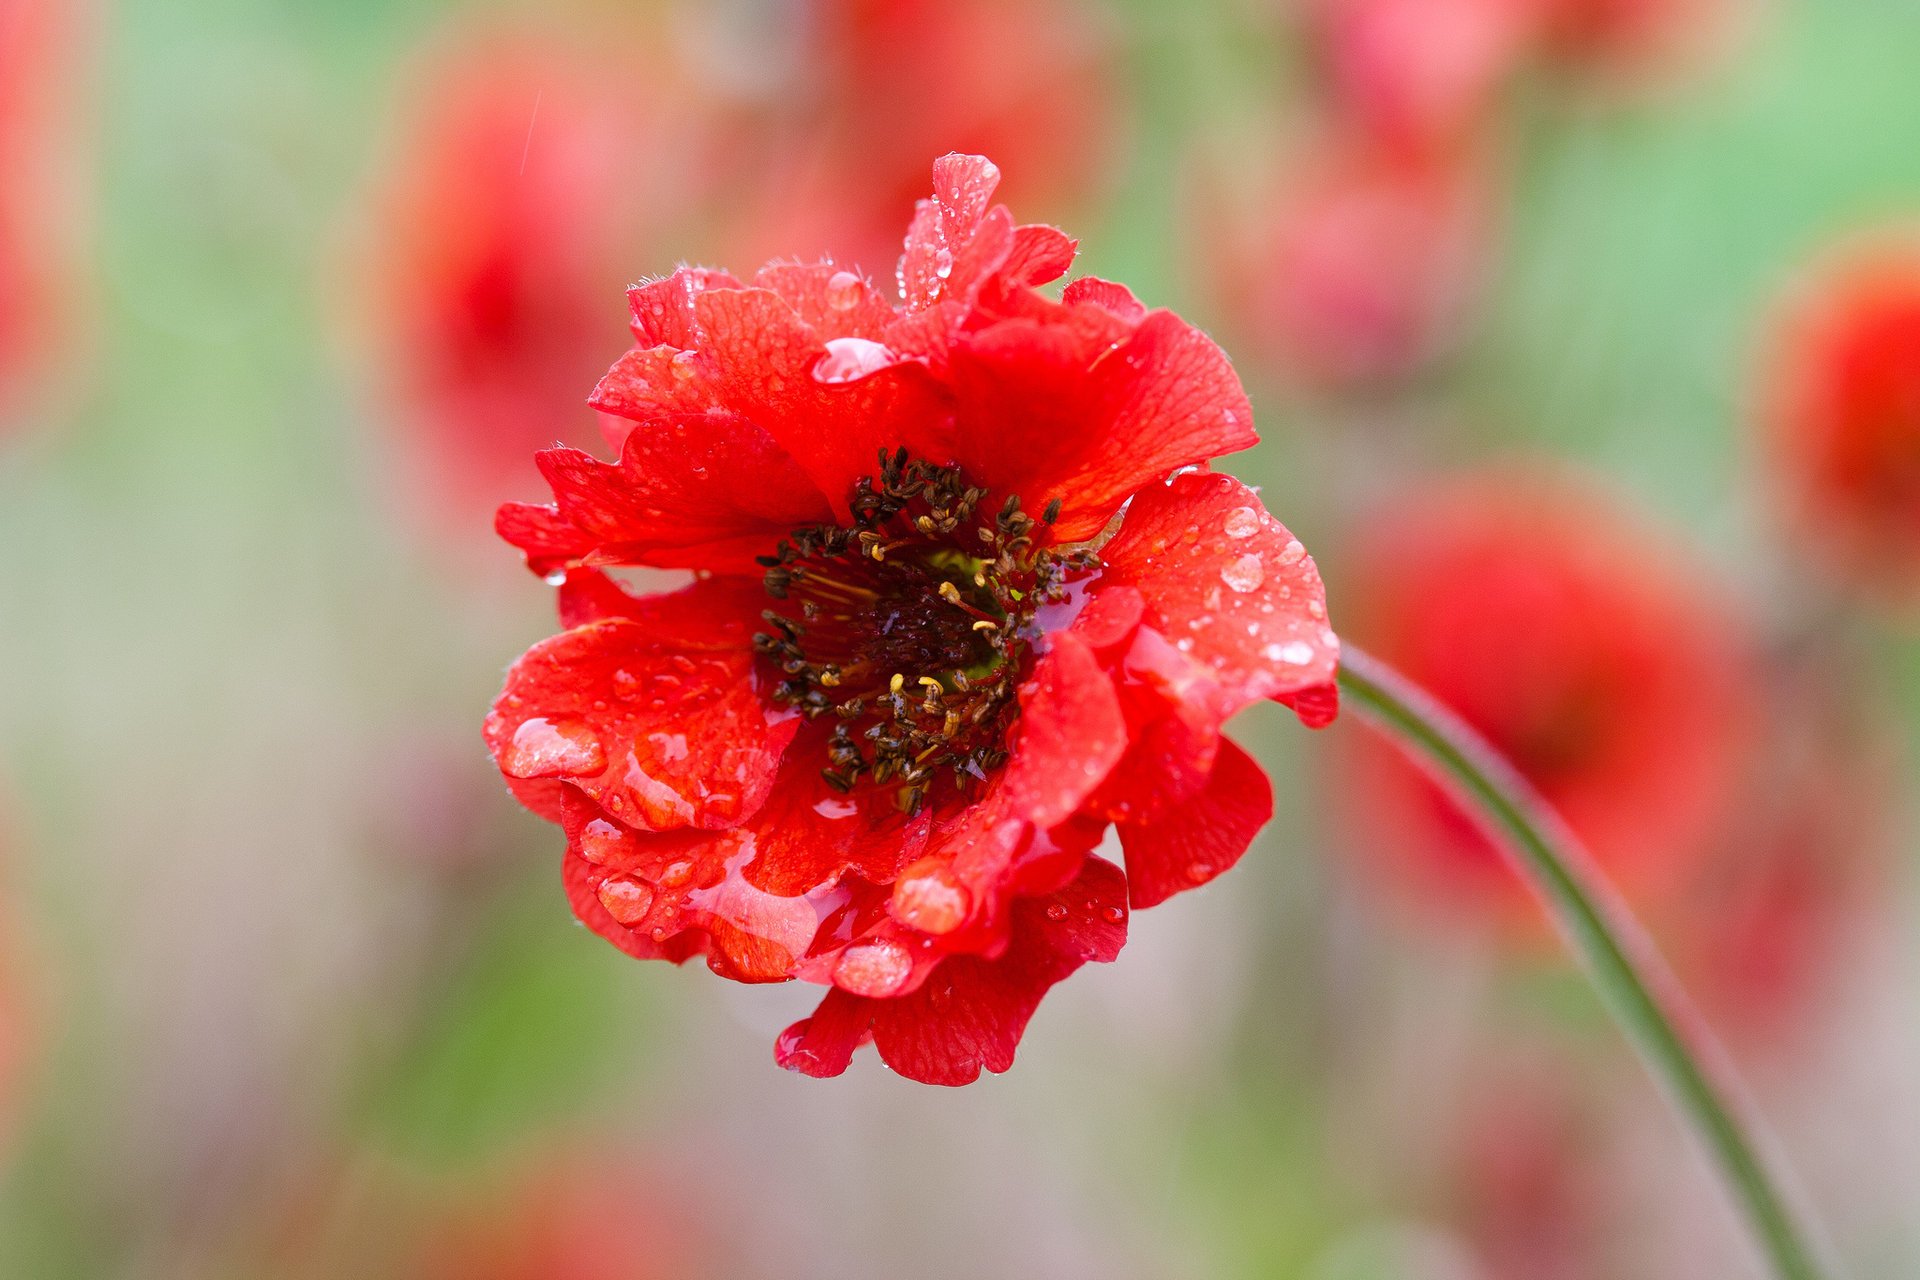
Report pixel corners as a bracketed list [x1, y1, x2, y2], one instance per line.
[1336, 646, 1829, 1280]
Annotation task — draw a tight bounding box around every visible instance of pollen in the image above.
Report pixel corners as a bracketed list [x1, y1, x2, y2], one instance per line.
[752, 449, 1099, 813]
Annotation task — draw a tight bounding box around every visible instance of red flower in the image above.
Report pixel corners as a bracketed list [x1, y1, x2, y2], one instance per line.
[1764, 233, 1920, 598]
[350, 25, 722, 542]
[413, 1155, 707, 1280]
[1307, 0, 1540, 158]
[1331, 470, 1753, 924]
[721, 0, 1121, 279]
[1656, 662, 1890, 1048]
[0, 0, 87, 424]
[1214, 130, 1498, 386]
[486, 154, 1339, 1083]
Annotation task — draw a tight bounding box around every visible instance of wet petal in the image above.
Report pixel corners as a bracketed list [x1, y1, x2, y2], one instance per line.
[485, 608, 797, 830]
[1119, 736, 1272, 908]
[1099, 471, 1339, 721]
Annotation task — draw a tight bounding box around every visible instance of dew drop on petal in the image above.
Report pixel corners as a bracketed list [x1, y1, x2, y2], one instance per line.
[1263, 640, 1317, 666]
[1101, 905, 1125, 924]
[1223, 506, 1260, 539]
[577, 819, 631, 866]
[834, 938, 913, 997]
[891, 865, 971, 935]
[814, 336, 897, 384]
[1045, 902, 1068, 922]
[597, 875, 654, 925]
[1220, 554, 1265, 593]
[669, 349, 698, 380]
[501, 717, 605, 779]
[824, 269, 863, 311]
[1276, 539, 1307, 566]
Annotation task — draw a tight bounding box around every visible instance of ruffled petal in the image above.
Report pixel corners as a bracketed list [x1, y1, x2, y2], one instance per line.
[777, 855, 1129, 1084]
[496, 501, 599, 578]
[484, 586, 798, 830]
[689, 286, 953, 515]
[887, 634, 1126, 942]
[1118, 736, 1272, 908]
[1099, 471, 1339, 720]
[943, 309, 1258, 541]
[626, 268, 744, 348]
[538, 378, 832, 570]
[752, 262, 896, 340]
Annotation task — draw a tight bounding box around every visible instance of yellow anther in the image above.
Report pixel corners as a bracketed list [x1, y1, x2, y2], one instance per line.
[971, 619, 999, 631]
[938, 581, 962, 604]
[918, 676, 944, 691]
[889, 672, 905, 693]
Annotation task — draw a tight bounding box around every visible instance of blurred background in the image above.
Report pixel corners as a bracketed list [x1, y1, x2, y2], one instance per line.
[2, 0, 1919, 1275]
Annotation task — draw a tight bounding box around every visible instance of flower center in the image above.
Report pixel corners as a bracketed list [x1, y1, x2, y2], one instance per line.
[754, 450, 1097, 814]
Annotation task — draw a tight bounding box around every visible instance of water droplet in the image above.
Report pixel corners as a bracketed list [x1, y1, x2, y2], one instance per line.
[669, 350, 698, 380]
[1263, 640, 1317, 665]
[1045, 902, 1068, 921]
[500, 717, 605, 779]
[891, 865, 971, 935]
[1220, 554, 1265, 593]
[542, 569, 567, 586]
[597, 875, 654, 925]
[824, 269, 863, 311]
[661, 860, 693, 888]
[1101, 905, 1125, 924]
[1223, 506, 1260, 539]
[813, 336, 897, 384]
[812, 796, 859, 820]
[834, 938, 913, 997]
[1276, 539, 1307, 566]
[1185, 860, 1214, 882]
[577, 819, 631, 865]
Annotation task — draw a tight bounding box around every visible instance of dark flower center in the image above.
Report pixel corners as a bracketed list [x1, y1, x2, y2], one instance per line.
[754, 450, 1098, 814]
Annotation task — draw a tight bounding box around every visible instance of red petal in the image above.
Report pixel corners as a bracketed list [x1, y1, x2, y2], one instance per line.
[780, 855, 1128, 1084]
[774, 987, 870, 1079]
[1100, 471, 1339, 720]
[626, 268, 744, 348]
[1005, 225, 1079, 287]
[869, 855, 1129, 1084]
[1119, 737, 1272, 908]
[485, 596, 797, 830]
[1002, 633, 1129, 831]
[944, 309, 1259, 541]
[541, 372, 832, 570]
[496, 501, 597, 578]
[1061, 276, 1146, 322]
[562, 847, 704, 965]
[751, 262, 896, 340]
[690, 287, 952, 515]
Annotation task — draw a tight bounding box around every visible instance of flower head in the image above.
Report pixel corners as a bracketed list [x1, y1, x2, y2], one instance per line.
[351, 24, 719, 543]
[0, 0, 87, 425]
[1331, 470, 1753, 924]
[1764, 232, 1920, 598]
[487, 154, 1338, 1083]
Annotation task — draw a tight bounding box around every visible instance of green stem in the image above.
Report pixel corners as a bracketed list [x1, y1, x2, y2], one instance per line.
[1336, 646, 1829, 1280]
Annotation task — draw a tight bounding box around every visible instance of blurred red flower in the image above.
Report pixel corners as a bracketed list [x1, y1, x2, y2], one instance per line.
[1657, 660, 1889, 1048]
[0, 0, 88, 424]
[486, 154, 1339, 1084]
[1216, 130, 1498, 386]
[414, 1156, 704, 1280]
[1332, 471, 1754, 923]
[1764, 233, 1920, 598]
[1535, 0, 1735, 82]
[1307, 0, 1539, 158]
[351, 24, 725, 542]
[723, 0, 1121, 279]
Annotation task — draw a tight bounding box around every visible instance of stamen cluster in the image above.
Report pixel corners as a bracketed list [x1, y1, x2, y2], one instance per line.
[753, 449, 1095, 813]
